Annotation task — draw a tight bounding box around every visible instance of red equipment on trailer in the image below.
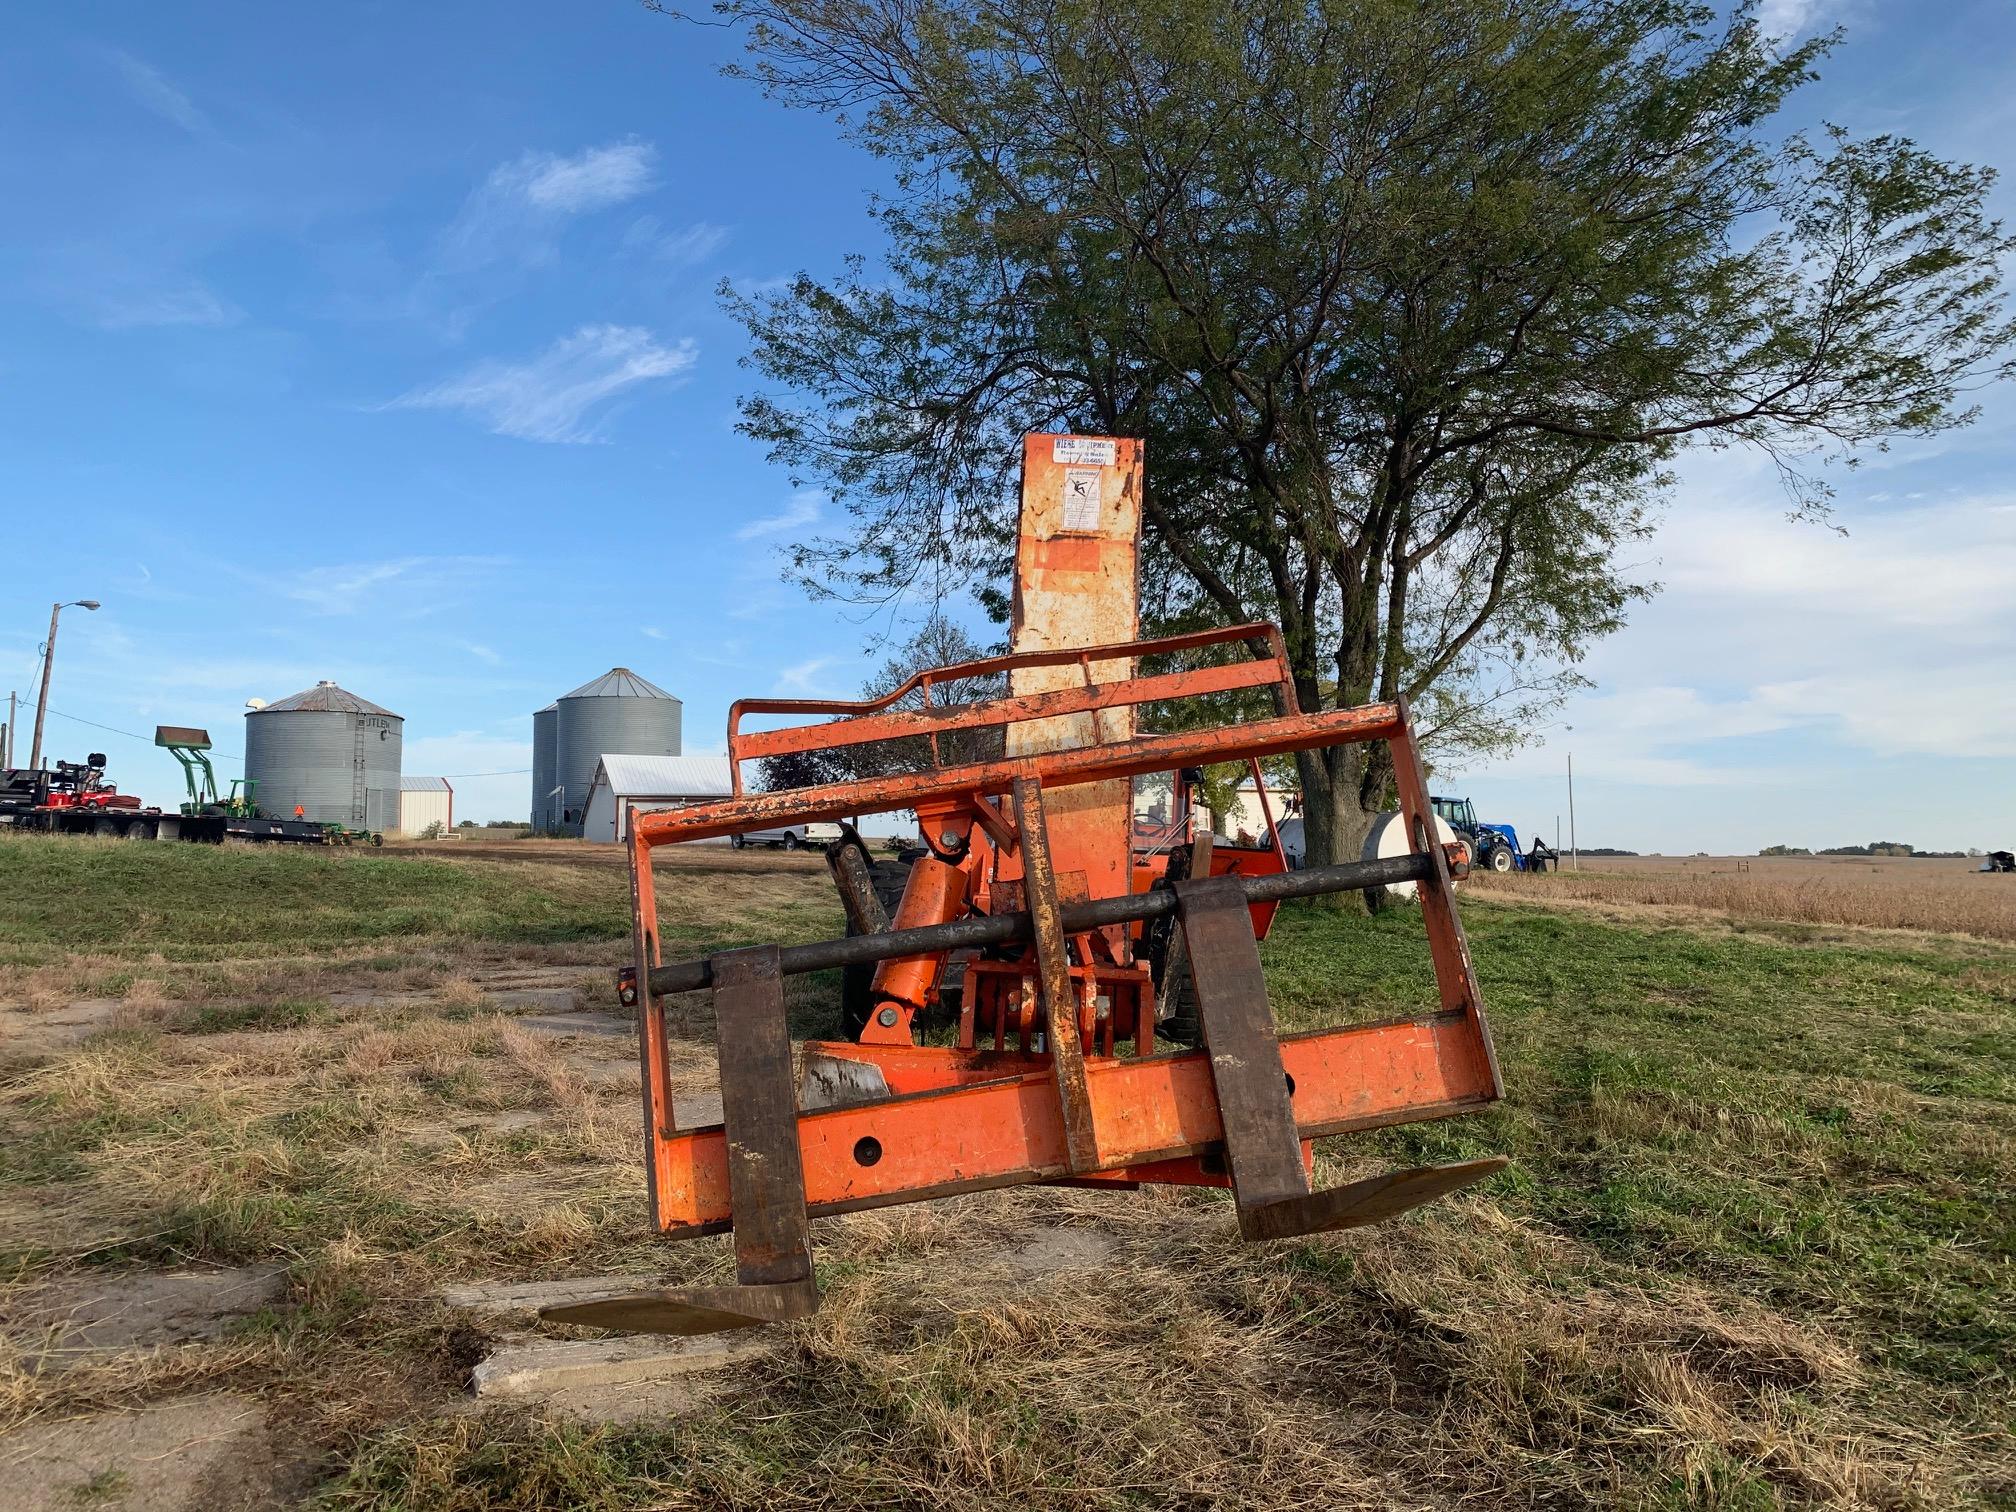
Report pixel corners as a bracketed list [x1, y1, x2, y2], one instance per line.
[550, 434, 1506, 1335]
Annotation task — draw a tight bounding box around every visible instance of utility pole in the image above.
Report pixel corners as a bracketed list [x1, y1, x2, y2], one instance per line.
[1567, 752, 1578, 870]
[3, 689, 14, 767]
[26, 599, 100, 772]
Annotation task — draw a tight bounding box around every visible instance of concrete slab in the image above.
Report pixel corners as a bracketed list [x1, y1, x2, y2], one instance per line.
[0, 999, 121, 1060]
[441, 1276, 664, 1317]
[471, 1331, 771, 1400]
[1002, 1228, 1115, 1274]
[10, 1267, 288, 1363]
[0, 1393, 273, 1512]
[515, 1011, 632, 1039]
[485, 987, 581, 1013]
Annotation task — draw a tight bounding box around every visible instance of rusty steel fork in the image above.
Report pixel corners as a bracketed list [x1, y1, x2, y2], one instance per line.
[1175, 876, 1506, 1239]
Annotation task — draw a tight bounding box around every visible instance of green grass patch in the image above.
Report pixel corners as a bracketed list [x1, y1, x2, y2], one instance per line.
[0, 832, 628, 963]
[1269, 898, 2016, 1391]
[175, 997, 335, 1033]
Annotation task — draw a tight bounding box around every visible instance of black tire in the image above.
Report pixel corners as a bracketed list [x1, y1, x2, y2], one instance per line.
[783, 832, 801, 851]
[731, 833, 745, 850]
[1486, 844, 1515, 873]
[93, 816, 118, 838]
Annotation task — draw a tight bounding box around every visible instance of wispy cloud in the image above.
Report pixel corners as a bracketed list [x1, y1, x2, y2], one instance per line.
[278, 555, 505, 616]
[91, 281, 241, 330]
[438, 140, 656, 273]
[383, 325, 695, 443]
[107, 50, 209, 135]
[776, 655, 841, 694]
[1755, 0, 1836, 41]
[461, 642, 503, 665]
[641, 627, 667, 640]
[735, 488, 823, 541]
[623, 216, 731, 266]
[515, 141, 657, 212]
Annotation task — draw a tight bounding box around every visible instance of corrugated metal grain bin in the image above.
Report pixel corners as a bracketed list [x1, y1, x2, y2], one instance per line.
[554, 669, 680, 836]
[245, 680, 402, 829]
[531, 702, 558, 832]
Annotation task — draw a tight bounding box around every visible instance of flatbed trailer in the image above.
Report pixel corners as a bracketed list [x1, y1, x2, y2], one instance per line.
[1, 746, 328, 845]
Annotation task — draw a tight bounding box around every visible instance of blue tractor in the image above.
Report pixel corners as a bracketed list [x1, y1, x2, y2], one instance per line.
[1431, 796, 1559, 874]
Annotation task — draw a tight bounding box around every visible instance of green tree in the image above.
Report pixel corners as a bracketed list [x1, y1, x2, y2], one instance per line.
[757, 617, 1004, 791]
[701, 0, 2016, 865]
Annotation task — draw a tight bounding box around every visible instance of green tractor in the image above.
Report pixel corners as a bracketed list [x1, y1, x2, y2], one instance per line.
[154, 726, 329, 844]
[157, 725, 260, 819]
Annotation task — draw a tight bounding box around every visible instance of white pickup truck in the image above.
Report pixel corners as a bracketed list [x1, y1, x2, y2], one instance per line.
[731, 821, 844, 851]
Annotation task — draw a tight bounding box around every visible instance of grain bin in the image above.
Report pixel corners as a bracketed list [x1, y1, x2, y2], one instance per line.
[531, 702, 558, 831]
[554, 669, 680, 836]
[245, 680, 402, 830]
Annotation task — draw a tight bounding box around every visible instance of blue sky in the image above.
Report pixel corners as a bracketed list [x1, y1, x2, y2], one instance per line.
[2, 1, 2010, 852]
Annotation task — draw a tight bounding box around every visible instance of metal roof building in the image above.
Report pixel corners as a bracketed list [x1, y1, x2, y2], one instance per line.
[552, 669, 681, 836]
[396, 775, 453, 836]
[579, 754, 731, 844]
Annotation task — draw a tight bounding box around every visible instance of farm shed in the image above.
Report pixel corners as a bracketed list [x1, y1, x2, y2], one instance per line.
[1224, 772, 1299, 842]
[580, 755, 733, 844]
[396, 775, 452, 835]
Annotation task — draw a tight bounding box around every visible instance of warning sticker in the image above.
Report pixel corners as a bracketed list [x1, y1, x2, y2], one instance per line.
[1053, 436, 1117, 466]
[1061, 467, 1103, 530]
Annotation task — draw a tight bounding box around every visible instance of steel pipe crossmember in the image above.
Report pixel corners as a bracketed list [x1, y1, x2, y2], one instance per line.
[645, 852, 1434, 998]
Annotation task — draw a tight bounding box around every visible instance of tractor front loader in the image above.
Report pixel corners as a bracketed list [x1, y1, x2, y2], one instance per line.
[551, 434, 1507, 1336]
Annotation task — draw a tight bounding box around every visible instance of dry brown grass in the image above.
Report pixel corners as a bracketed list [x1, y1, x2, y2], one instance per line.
[1469, 852, 2016, 940]
[3, 841, 2010, 1508]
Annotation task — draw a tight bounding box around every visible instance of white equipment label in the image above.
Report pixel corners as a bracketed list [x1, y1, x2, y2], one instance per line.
[1053, 436, 1117, 465]
[1061, 467, 1103, 530]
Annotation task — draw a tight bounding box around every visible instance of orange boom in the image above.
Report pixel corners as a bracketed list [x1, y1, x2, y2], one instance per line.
[550, 434, 1505, 1335]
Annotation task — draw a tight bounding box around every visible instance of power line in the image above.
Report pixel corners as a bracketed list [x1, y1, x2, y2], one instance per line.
[9, 700, 245, 763]
[8, 699, 530, 777]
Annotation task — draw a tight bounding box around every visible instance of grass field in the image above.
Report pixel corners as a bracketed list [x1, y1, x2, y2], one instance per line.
[1470, 853, 2016, 942]
[1, 832, 2011, 1509]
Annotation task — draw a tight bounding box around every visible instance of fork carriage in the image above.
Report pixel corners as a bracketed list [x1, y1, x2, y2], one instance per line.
[547, 436, 1505, 1336]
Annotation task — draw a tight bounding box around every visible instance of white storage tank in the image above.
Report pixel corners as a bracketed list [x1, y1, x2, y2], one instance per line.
[553, 669, 680, 836]
[244, 680, 402, 830]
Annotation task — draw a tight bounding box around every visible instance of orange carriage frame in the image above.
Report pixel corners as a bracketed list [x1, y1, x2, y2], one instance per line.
[549, 622, 1505, 1334]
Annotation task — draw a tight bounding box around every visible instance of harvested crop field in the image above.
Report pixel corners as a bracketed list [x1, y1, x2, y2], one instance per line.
[1469, 852, 2016, 942]
[1, 831, 2011, 1509]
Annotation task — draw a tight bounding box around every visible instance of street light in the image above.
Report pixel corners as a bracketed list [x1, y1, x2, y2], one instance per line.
[26, 599, 101, 773]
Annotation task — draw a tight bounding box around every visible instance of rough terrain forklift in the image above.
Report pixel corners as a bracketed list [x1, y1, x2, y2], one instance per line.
[555, 434, 1508, 1335]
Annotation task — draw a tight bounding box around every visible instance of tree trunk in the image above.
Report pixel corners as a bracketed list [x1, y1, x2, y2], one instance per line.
[1295, 744, 1377, 870]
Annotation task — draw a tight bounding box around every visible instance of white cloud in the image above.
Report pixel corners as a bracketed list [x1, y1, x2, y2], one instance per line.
[623, 216, 731, 266]
[1754, 0, 1864, 43]
[1462, 450, 2016, 851]
[439, 141, 656, 272]
[462, 642, 503, 665]
[278, 556, 505, 616]
[91, 281, 241, 330]
[641, 627, 667, 640]
[776, 655, 842, 694]
[515, 142, 657, 212]
[107, 50, 208, 135]
[384, 325, 695, 443]
[735, 489, 824, 541]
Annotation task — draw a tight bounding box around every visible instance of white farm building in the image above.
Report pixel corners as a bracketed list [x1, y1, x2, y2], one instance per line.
[396, 775, 453, 835]
[580, 755, 734, 843]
